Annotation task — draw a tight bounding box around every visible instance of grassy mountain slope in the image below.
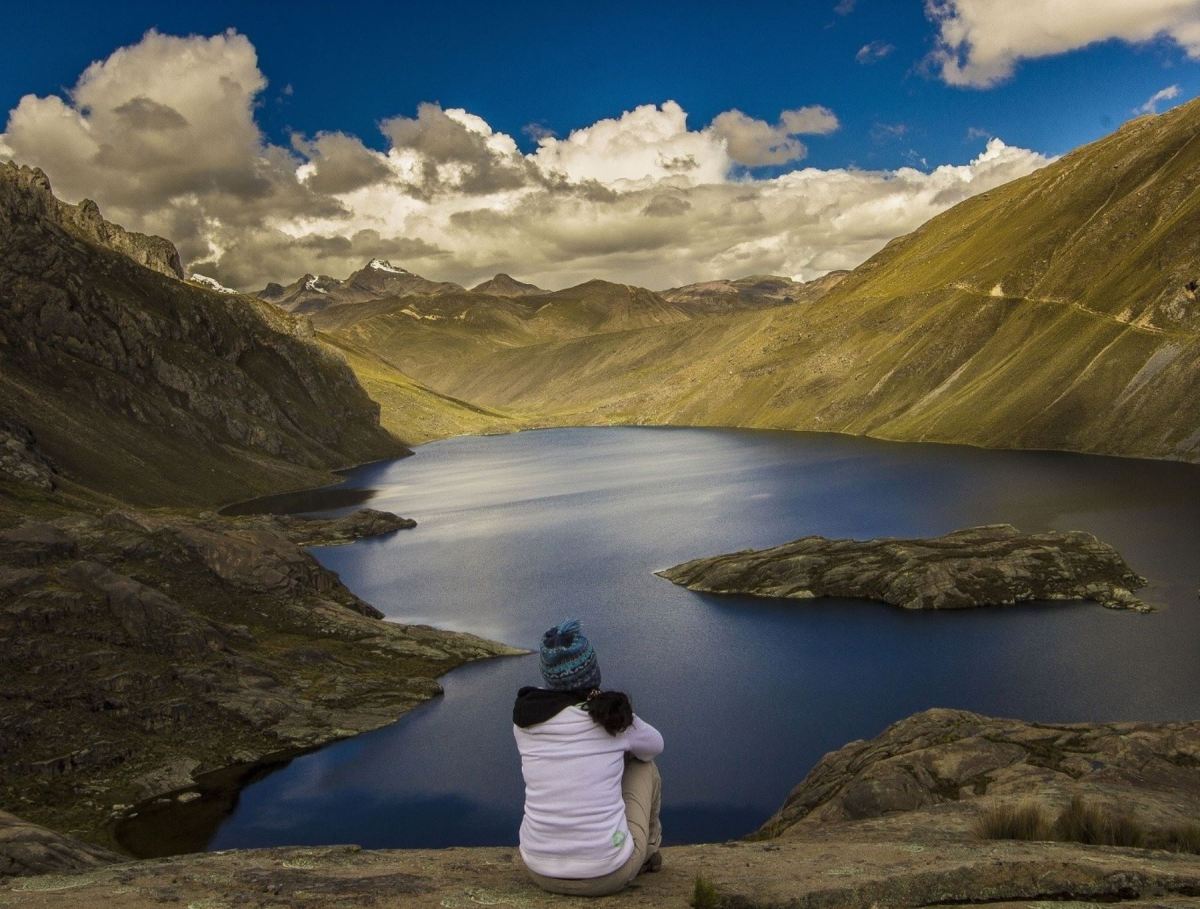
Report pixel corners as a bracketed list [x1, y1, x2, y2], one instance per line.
[306, 278, 715, 383]
[363, 99, 1200, 463]
[310, 273, 845, 415]
[316, 333, 519, 442]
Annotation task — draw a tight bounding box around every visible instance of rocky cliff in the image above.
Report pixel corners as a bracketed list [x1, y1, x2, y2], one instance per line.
[0, 163, 182, 280]
[0, 162, 526, 864]
[0, 163, 406, 506]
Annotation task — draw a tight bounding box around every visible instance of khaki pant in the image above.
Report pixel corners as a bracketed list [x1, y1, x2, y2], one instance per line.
[525, 758, 663, 897]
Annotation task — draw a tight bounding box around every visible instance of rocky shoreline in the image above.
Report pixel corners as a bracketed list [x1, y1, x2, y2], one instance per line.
[0, 503, 524, 851]
[658, 523, 1152, 611]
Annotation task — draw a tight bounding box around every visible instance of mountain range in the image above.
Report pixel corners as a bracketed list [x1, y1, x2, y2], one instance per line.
[261, 97, 1200, 465]
[5, 98, 1200, 504]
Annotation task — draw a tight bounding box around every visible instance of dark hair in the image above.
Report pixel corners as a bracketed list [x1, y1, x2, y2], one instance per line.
[581, 689, 634, 735]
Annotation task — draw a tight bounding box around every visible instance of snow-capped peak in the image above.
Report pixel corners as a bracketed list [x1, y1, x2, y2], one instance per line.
[367, 258, 409, 274]
[303, 275, 328, 294]
[189, 273, 237, 294]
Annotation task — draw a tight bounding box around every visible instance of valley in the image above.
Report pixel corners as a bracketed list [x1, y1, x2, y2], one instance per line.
[263, 98, 1200, 466]
[3, 85, 1200, 909]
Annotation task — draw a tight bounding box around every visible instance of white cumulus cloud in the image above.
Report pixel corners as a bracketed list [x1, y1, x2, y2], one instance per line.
[0, 30, 1053, 291]
[927, 0, 1200, 88]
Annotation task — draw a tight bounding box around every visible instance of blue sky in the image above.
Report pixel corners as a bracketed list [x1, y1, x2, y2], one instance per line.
[1, 1, 1198, 289]
[4, 0, 1195, 170]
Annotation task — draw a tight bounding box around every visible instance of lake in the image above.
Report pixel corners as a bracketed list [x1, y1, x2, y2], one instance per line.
[125, 427, 1200, 853]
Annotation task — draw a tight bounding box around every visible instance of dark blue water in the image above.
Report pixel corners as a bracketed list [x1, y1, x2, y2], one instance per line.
[203, 427, 1200, 850]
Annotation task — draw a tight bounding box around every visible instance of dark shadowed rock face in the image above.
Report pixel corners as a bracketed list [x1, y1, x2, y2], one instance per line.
[0, 162, 406, 506]
[0, 508, 521, 849]
[658, 523, 1149, 611]
[756, 708, 1200, 840]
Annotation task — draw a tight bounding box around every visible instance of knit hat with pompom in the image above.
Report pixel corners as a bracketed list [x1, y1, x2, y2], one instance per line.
[539, 618, 601, 691]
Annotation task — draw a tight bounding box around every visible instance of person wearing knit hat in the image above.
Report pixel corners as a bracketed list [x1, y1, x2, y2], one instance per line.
[539, 618, 602, 691]
[512, 618, 665, 897]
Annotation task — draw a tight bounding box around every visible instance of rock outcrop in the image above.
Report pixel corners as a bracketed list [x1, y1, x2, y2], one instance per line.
[0, 812, 122, 878]
[5, 837, 1200, 907]
[756, 708, 1200, 838]
[0, 421, 55, 491]
[261, 508, 417, 548]
[0, 507, 522, 849]
[0, 163, 182, 280]
[0, 162, 406, 506]
[658, 523, 1150, 611]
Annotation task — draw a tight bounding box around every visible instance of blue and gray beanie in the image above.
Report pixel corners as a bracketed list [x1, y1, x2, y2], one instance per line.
[539, 618, 601, 691]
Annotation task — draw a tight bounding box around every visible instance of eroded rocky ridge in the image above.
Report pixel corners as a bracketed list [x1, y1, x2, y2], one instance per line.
[658, 523, 1150, 611]
[0, 162, 405, 506]
[0, 506, 522, 849]
[0, 163, 182, 280]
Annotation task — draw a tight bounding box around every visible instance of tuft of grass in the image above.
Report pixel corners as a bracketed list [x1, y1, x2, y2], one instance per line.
[1053, 795, 1145, 848]
[692, 874, 723, 909]
[973, 799, 1052, 841]
[1152, 823, 1200, 855]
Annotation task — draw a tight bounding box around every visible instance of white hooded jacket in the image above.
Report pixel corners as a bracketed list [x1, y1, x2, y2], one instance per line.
[513, 703, 664, 878]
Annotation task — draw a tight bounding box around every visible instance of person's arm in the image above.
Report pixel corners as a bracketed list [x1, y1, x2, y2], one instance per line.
[624, 715, 664, 761]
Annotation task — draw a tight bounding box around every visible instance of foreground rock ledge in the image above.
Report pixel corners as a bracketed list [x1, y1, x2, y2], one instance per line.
[658, 523, 1151, 611]
[4, 708, 1200, 907]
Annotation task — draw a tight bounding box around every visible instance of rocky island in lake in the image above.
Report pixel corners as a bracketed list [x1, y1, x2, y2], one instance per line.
[658, 524, 1151, 612]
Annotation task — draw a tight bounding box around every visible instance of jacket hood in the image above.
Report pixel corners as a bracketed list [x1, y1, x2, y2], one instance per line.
[513, 686, 591, 728]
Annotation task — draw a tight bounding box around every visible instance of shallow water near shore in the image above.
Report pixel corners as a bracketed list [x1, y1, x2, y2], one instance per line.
[131, 427, 1200, 852]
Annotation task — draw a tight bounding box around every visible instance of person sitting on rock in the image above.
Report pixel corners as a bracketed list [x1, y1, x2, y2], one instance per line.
[512, 618, 664, 896]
